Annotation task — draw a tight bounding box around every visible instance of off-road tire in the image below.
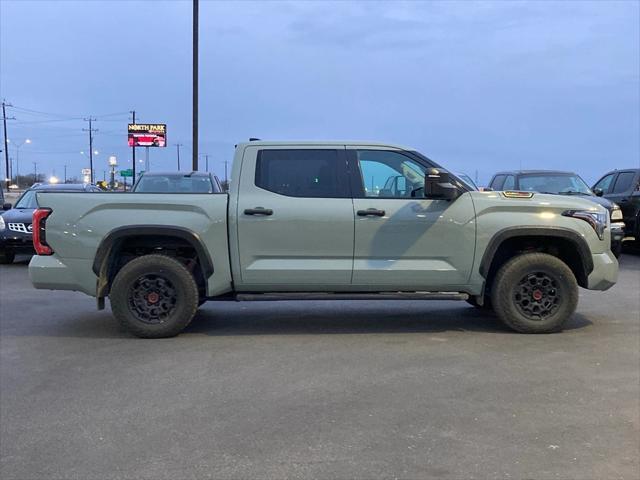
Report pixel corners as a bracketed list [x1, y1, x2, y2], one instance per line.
[491, 253, 578, 334]
[110, 254, 199, 338]
[0, 250, 15, 264]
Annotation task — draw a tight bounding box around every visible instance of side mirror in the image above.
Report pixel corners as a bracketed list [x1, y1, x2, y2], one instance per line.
[2, 203, 11, 211]
[593, 187, 604, 197]
[424, 168, 461, 201]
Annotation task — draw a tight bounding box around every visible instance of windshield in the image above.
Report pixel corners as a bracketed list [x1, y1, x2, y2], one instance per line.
[518, 174, 592, 195]
[14, 190, 38, 209]
[134, 174, 219, 193]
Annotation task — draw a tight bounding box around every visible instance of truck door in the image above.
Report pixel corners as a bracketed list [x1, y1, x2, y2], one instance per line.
[349, 147, 476, 289]
[234, 146, 354, 289]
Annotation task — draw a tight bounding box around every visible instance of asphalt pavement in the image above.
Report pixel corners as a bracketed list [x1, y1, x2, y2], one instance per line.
[1, 253, 639, 479]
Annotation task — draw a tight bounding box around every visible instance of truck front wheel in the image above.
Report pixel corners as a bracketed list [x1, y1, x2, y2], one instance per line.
[491, 253, 578, 334]
[110, 254, 199, 338]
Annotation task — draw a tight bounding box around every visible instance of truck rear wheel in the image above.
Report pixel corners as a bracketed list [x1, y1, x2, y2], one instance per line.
[491, 253, 578, 334]
[110, 254, 199, 338]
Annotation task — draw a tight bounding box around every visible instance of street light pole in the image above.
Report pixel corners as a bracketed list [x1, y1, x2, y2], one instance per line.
[2, 101, 11, 189]
[130, 110, 136, 183]
[176, 143, 183, 170]
[192, 0, 199, 172]
[15, 138, 31, 187]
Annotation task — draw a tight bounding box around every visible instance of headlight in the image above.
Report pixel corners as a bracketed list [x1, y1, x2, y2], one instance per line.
[0, 215, 5, 231]
[562, 209, 607, 240]
[611, 204, 623, 221]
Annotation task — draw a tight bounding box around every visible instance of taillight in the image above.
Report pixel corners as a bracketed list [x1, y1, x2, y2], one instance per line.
[32, 208, 53, 255]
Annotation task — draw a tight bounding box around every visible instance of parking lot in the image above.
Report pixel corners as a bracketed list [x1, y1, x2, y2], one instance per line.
[0, 253, 638, 479]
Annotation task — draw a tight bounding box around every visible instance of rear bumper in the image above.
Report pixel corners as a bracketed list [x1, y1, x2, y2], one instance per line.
[587, 250, 618, 291]
[28, 255, 97, 296]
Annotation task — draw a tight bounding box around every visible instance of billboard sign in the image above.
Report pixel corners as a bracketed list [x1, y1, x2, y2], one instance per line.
[128, 124, 166, 148]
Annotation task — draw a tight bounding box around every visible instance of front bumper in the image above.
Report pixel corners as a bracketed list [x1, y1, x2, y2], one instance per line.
[610, 222, 625, 243]
[587, 250, 618, 291]
[0, 231, 35, 254]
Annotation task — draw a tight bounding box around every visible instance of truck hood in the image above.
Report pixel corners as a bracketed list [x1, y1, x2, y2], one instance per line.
[469, 191, 607, 214]
[560, 194, 613, 213]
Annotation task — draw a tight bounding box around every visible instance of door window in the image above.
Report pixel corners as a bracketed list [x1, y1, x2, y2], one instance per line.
[255, 149, 345, 198]
[611, 172, 636, 194]
[593, 173, 616, 194]
[355, 150, 426, 198]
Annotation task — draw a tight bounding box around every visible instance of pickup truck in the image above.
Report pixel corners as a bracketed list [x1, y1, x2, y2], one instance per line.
[28, 141, 618, 338]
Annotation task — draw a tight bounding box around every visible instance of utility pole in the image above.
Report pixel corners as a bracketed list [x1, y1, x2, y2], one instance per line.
[205, 154, 209, 172]
[176, 143, 183, 170]
[192, 0, 199, 171]
[2, 101, 12, 189]
[64, 165, 67, 183]
[33, 162, 37, 184]
[83, 117, 97, 183]
[130, 110, 136, 183]
[224, 160, 228, 185]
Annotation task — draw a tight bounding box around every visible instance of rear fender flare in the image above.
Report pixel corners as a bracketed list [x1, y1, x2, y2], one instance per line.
[92, 226, 214, 295]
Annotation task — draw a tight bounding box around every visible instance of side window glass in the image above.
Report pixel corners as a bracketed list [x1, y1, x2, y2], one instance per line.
[612, 172, 635, 194]
[356, 150, 426, 198]
[593, 173, 616, 194]
[255, 149, 343, 198]
[502, 175, 516, 190]
[491, 175, 506, 190]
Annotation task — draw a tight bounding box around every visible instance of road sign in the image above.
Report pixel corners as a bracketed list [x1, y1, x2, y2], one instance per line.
[120, 169, 133, 177]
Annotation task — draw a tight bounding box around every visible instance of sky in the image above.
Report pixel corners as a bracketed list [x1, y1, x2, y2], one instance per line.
[0, 0, 638, 185]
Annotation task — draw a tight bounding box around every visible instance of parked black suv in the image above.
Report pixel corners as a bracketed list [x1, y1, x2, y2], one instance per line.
[487, 170, 625, 257]
[0, 183, 101, 264]
[592, 169, 640, 243]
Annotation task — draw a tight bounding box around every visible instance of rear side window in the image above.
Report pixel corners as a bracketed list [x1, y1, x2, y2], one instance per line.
[490, 175, 506, 190]
[255, 149, 345, 198]
[612, 172, 636, 194]
[593, 173, 616, 194]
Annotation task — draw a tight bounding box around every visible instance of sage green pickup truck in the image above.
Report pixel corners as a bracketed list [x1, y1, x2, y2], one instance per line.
[29, 141, 618, 337]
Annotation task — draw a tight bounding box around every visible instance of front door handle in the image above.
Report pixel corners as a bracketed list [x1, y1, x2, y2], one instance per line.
[357, 208, 385, 217]
[244, 207, 273, 216]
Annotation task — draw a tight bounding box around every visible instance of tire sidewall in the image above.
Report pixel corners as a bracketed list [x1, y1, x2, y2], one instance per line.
[110, 255, 199, 338]
[492, 253, 578, 333]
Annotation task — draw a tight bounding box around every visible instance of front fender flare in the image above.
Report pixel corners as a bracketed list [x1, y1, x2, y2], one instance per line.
[479, 226, 594, 279]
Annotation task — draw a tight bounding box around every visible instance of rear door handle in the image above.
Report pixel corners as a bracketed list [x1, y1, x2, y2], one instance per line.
[357, 208, 385, 217]
[244, 207, 273, 216]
